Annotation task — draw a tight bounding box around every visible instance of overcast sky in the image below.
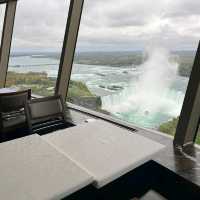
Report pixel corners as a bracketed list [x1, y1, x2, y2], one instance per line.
[1, 0, 200, 52]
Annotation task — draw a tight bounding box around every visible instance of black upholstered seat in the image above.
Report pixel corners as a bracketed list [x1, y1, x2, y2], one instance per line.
[26, 95, 70, 135]
[0, 89, 31, 138]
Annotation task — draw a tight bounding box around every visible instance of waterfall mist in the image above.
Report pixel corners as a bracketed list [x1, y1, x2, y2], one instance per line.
[102, 46, 185, 128]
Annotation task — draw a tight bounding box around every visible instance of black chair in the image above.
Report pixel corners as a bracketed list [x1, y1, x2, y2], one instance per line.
[0, 89, 31, 139]
[25, 95, 70, 135]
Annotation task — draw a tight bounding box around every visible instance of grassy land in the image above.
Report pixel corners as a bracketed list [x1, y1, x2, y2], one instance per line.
[159, 117, 200, 144]
[6, 71, 55, 96]
[74, 51, 144, 67]
[173, 51, 195, 77]
[6, 71, 102, 111]
[159, 117, 179, 136]
[74, 51, 195, 78]
[67, 80, 94, 98]
[6, 71, 95, 98]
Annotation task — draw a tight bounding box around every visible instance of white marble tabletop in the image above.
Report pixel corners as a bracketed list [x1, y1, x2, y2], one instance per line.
[44, 120, 165, 188]
[0, 87, 17, 94]
[0, 134, 93, 200]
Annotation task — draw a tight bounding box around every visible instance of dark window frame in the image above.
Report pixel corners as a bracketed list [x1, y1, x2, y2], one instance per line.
[0, 0, 17, 87]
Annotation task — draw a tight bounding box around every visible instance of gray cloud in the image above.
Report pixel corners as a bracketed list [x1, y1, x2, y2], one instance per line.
[77, 0, 200, 51]
[11, 0, 69, 51]
[0, 4, 6, 41]
[1, 0, 199, 51]
[164, 0, 200, 18]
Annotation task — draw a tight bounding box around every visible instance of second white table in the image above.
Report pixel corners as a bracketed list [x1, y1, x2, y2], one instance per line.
[44, 120, 165, 188]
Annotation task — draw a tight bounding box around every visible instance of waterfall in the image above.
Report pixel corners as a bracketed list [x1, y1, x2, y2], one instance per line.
[102, 46, 185, 128]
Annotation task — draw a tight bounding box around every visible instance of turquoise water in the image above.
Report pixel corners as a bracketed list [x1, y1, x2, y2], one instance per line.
[9, 55, 189, 129]
[102, 85, 185, 128]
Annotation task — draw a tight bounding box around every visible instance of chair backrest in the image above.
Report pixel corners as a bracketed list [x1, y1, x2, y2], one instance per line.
[26, 95, 67, 132]
[0, 89, 31, 113]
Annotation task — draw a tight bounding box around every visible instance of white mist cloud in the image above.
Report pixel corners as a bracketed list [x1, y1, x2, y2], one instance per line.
[132, 46, 178, 113]
[102, 45, 184, 124]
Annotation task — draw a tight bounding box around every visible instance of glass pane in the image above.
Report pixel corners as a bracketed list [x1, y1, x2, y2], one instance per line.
[6, 0, 70, 96]
[67, 0, 198, 136]
[0, 4, 6, 47]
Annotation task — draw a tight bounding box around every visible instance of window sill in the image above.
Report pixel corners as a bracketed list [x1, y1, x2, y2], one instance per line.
[66, 102, 174, 141]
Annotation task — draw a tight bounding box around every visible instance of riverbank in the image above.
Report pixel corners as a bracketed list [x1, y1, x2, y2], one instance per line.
[6, 71, 105, 113]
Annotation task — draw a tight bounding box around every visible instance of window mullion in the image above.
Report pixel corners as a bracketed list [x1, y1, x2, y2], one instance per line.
[174, 41, 200, 147]
[0, 0, 17, 87]
[55, 0, 84, 100]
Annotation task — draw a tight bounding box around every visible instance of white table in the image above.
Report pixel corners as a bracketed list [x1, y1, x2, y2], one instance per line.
[44, 120, 165, 188]
[0, 134, 93, 200]
[0, 88, 17, 94]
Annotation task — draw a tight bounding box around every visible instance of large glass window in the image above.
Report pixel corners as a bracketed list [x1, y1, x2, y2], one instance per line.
[0, 4, 6, 47]
[6, 0, 70, 96]
[67, 0, 199, 136]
